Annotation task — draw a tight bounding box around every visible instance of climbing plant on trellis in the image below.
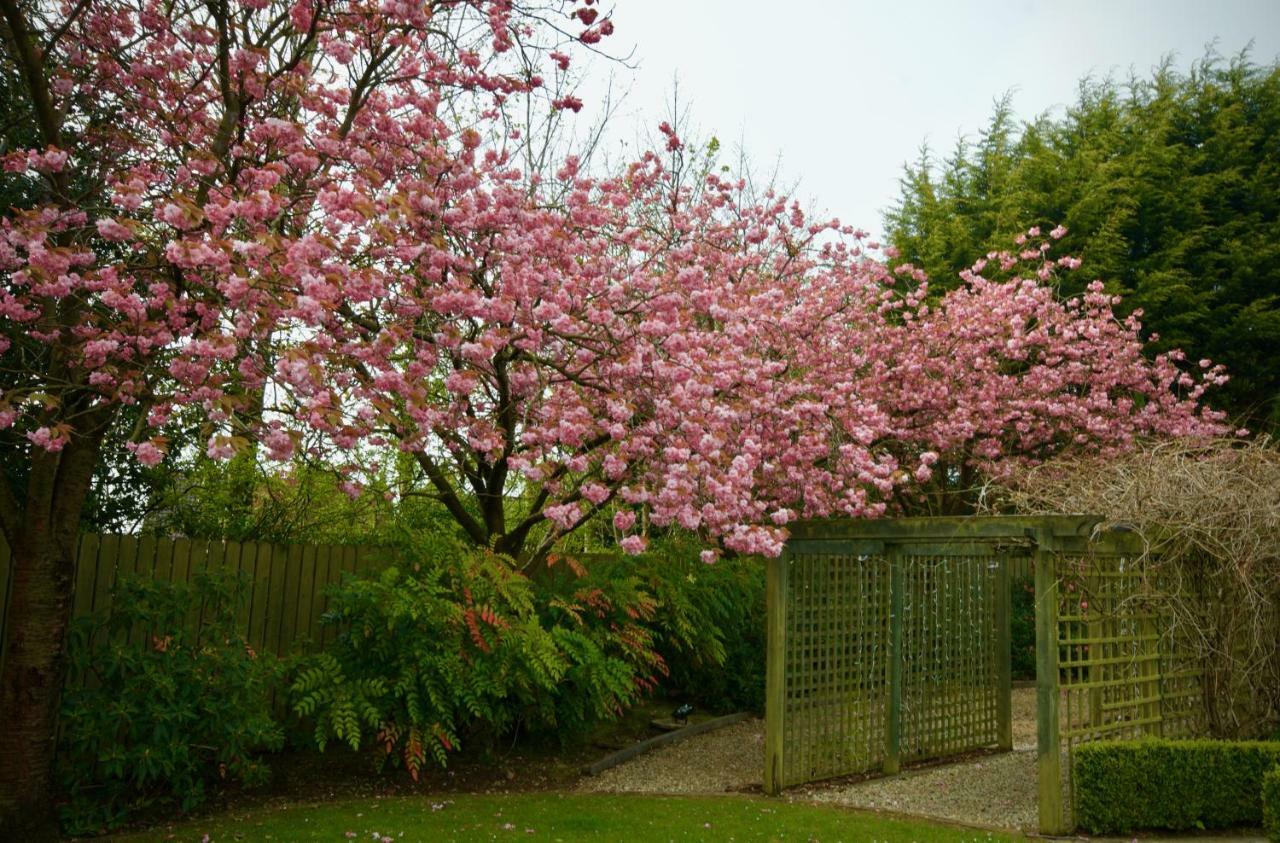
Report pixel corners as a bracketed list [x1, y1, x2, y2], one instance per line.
[764, 515, 1206, 835]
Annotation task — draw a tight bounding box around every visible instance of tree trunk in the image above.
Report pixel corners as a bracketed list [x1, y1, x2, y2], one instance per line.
[0, 411, 106, 838]
[0, 529, 77, 840]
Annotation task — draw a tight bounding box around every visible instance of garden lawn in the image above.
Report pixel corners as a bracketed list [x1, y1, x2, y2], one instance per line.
[112, 792, 1023, 842]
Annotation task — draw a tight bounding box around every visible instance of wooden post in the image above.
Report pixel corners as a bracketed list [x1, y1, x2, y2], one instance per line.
[764, 550, 789, 795]
[1034, 530, 1066, 834]
[995, 549, 1013, 751]
[884, 545, 903, 775]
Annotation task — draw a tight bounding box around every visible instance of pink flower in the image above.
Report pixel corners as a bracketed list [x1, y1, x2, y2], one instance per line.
[131, 440, 165, 466]
[580, 482, 609, 505]
[205, 437, 236, 460]
[619, 534, 646, 555]
[95, 218, 133, 241]
[26, 427, 68, 452]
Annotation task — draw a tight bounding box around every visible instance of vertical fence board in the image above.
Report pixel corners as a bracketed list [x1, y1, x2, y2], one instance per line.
[247, 542, 274, 654]
[295, 544, 317, 652]
[168, 538, 192, 588]
[91, 534, 122, 620]
[316, 545, 338, 646]
[71, 534, 101, 621]
[263, 543, 289, 657]
[276, 544, 303, 656]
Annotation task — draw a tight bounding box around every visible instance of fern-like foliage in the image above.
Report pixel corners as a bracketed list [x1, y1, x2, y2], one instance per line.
[290, 536, 666, 775]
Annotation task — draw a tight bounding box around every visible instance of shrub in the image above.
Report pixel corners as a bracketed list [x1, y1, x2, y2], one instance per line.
[625, 544, 765, 713]
[1010, 576, 1035, 680]
[1265, 766, 1280, 842]
[1074, 739, 1280, 834]
[58, 572, 284, 835]
[291, 539, 663, 778]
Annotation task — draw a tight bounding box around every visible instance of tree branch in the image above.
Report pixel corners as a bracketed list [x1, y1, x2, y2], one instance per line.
[0, 0, 60, 147]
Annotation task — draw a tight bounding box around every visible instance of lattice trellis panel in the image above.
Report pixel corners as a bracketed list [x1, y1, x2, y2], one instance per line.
[899, 552, 1002, 762]
[777, 550, 891, 785]
[764, 524, 1016, 793]
[1039, 542, 1205, 832]
[765, 517, 1214, 839]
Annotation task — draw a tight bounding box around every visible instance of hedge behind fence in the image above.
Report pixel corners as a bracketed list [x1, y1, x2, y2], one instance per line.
[1074, 739, 1280, 834]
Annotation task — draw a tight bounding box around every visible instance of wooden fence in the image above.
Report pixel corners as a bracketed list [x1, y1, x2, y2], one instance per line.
[0, 533, 385, 680]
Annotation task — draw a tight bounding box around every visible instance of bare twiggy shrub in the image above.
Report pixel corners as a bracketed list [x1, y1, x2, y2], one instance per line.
[995, 437, 1280, 738]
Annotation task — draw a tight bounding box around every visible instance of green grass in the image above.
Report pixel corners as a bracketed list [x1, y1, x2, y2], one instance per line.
[113, 793, 1024, 842]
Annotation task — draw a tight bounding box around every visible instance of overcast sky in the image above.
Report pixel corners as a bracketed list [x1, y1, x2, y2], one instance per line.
[574, 0, 1280, 240]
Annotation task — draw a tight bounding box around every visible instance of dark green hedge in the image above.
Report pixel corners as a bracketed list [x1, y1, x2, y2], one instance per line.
[1264, 766, 1280, 842]
[1010, 576, 1035, 680]
[1074, 739, 1280, 834]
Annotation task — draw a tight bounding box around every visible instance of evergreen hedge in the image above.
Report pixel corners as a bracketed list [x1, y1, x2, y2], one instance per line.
[1074, 739, 1280, 834]
[1264, 765, 1280, 842]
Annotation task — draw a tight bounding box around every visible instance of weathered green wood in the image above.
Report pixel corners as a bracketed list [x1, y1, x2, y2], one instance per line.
[788, 515, 1101, 543]
[246, 541, 273, 653]
[71, 533, 101, 620]
[316, 545, 337, 648]
[1034, 532, 1066, 835]
[763, 551, 787, 795]
[224, 541, 249, 637]
[263, 543, 289, 656]
[996, 551, 1013, 751]
[168, 537, 192, 587]
[275, 543, 304, 656]
[883, 545, 903, 775]
[92, 534, 122, 616]
[235, 544, 257, 642]
[296, 543, 318, 651]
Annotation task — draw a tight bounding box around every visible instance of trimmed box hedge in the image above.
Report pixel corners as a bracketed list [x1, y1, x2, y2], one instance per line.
[1073, 739, 1280, 835]
[1264, 766, 1280, 842]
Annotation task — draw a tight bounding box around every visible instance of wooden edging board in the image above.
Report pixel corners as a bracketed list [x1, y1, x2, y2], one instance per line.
[582, 712, 752, 776]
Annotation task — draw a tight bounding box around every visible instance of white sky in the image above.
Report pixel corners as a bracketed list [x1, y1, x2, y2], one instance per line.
[575, 0, 1280, 240]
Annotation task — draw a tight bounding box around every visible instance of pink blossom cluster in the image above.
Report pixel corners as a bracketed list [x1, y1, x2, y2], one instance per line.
[0, 0, 1228, 560]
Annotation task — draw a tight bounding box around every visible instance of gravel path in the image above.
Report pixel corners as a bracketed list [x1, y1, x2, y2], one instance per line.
[793, 748, 1046, 831]
[577, 719, 765, 794]
[578, 687, 1054, 830]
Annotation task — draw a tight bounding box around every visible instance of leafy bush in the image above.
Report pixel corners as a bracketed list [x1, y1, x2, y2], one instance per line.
[291, 539, 664, 778]
[1010, 576, 1035, 680]
[1265, 766, 1280, 842]
[1074, 739, 1280, 834]
[58, 572, 283, 835]
[620, 543, 765, 713]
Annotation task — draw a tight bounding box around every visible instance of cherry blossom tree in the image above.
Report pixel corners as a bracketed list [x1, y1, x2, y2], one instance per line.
[0, 0, 1228, 831]
[0, 0, 615, 827]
